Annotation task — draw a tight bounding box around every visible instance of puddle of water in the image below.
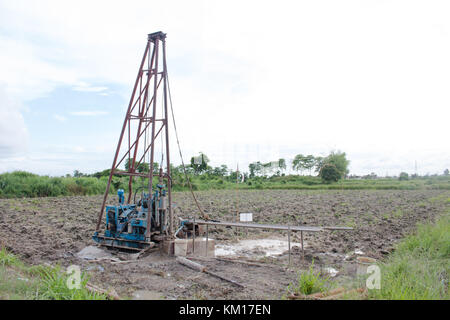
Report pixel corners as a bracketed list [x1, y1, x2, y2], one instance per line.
[77, 246, 112, 260]
[215, 239, 303, 258]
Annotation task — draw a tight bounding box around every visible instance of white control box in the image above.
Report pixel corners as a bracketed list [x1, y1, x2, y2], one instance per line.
[239, 213, 253, 222]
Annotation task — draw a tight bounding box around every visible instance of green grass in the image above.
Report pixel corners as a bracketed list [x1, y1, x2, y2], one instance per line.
[1, 171, 450, 198]
[0, 247, 107, 300]
[369, 211, 450, 300]
[285, 261, 330, 297]
[0, 247, 20, 267]
[0, 171, 109, 198]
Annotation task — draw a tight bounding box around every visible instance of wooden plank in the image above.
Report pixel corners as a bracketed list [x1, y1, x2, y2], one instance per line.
[85, 283, 121, 300]
[176, 256, 245, 288]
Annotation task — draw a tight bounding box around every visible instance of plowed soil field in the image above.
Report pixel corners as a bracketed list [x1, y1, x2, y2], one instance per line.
[1, 189, 448, 299]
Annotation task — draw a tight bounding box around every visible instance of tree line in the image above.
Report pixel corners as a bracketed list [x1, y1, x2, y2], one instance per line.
[73, 150, 351, 184]
[188, 150, 350, 183]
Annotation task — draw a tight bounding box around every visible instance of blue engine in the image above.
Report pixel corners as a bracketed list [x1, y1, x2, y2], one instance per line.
[93, 185, 168, 250]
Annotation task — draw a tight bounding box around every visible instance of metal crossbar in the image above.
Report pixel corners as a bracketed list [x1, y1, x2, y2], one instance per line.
[187, 219, 353, 265]
[188, 220, 352, 232]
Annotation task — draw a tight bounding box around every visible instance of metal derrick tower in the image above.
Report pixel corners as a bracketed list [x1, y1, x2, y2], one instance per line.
[95, 31, 173, 239]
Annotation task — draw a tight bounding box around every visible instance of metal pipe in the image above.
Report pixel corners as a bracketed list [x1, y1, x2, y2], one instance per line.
[146, 37, 160, 240]
[187, 220, 324, 232]
[174, 225, 183, 238]
[162, 37, 173, 236]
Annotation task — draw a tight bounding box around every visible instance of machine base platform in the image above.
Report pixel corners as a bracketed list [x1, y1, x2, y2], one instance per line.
[93, 234, 155, 251]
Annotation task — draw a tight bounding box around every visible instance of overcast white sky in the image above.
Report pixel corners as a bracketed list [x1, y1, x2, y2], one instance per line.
[0, 0, 449, 176]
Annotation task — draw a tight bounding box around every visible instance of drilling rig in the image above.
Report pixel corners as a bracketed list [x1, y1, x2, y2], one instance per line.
[92, 31, 353, 256]
[93, 32, 174, 251]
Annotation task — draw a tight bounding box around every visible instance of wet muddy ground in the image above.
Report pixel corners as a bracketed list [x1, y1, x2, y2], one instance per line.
[0, 189, 448, 299]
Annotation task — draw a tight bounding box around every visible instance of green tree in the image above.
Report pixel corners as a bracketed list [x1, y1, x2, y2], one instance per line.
[278, 158, 286, 175]
[292, 154, 305, 174]
[125, 158, 150, 174]
[319, 164, 341, 183]
[303, 155, 315, 175]
[124, 158, 132, 171]
[399, 172, 409, 181]
[249, 161, 264, 177]
[249, 163, 257, 178]
[262, 162, 277, 177]
[142, 162, 151, 174]
[190, 152, 210, 174]
[318, 151, 349, 177]
[293, 154, 316, 175]
[317, 151, 349, 182]
[444, 169, 449, 176]
[314, 156, 324, 174]
[73, 170, 84, 178]
[92, 169, 112, 178]
[212, 165, 228, 176]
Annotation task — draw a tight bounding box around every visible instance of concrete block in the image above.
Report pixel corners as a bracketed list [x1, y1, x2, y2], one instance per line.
[188, 238, 215, 257]
[161, 239, 174, 255]
[174, 239, 188, 256]
[173, 238, 215, 257]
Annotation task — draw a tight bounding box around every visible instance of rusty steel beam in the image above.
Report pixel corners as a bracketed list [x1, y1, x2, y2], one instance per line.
[113, 171, 170, 178]
[146, 36, 160, 239]
[162, 37, 173, 235]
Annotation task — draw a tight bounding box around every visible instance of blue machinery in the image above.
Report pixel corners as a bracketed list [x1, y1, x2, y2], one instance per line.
[93, 186, 169, 251]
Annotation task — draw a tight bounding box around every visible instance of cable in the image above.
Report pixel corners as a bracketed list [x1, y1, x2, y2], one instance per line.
[160, 94, 164, 170]
[165, 68, 209, 220]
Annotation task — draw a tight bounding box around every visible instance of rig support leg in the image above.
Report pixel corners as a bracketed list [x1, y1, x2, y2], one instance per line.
[301, 231, 304, 261]
[288, 225, 291, 266]
[205, 225, 209, 257]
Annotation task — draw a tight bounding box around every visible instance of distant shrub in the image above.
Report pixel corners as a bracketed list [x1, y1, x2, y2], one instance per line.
[319, 164, 341, 183]
[399, 172, 409, 181]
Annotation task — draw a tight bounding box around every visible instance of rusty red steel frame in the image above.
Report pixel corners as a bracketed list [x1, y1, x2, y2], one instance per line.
[96, 32, 173, 238]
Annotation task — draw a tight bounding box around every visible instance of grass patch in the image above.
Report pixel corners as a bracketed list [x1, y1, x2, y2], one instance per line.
[0, 247, 21, 267]
[369, 212, 450, 300]
[285, 261, 330, 297]
[0, 247, 107, 300]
